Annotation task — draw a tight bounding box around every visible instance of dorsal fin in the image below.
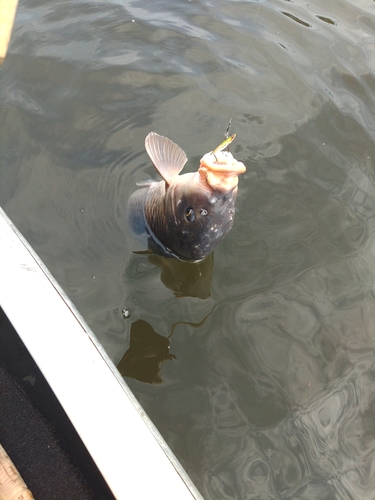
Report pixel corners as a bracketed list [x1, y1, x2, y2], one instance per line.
[145, 132, 188, 186]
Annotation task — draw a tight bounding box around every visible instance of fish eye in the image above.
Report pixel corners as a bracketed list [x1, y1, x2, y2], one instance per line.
[185, 207, 196, 223]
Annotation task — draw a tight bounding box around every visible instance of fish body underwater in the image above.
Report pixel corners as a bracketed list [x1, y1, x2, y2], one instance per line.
[127, 132, 246, 261]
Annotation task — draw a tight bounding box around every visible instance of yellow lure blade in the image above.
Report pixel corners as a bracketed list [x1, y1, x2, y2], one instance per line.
[211, 133, 236, 156]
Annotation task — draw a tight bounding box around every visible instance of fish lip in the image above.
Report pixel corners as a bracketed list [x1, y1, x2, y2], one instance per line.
[201, 151, 247, 175]
[198, 151, 246, 193]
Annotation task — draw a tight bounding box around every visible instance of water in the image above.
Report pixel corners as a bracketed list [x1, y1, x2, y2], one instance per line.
[1, 0, 375, 498]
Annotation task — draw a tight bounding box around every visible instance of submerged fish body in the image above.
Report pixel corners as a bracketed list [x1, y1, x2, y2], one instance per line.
[127, 132, 246, 261]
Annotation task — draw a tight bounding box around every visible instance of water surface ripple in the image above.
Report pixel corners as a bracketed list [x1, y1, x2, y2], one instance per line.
[1, 0, 375, 498]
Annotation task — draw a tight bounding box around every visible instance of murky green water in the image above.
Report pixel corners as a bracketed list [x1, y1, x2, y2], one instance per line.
[2, 0, 375, 498]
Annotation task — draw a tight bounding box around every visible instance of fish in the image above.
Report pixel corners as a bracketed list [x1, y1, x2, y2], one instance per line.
[127, 132, 246, 261]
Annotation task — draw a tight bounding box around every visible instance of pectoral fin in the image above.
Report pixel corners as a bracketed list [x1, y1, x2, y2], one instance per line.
[145, 132, 188, 186]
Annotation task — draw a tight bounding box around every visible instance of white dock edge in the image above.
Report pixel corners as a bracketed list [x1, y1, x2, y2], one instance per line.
[0, 207, 204, 500]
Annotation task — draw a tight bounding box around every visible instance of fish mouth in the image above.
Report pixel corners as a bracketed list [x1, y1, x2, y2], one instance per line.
[198, 151, 246, 193]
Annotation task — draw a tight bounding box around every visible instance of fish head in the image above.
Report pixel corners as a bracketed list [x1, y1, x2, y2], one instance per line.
[164, 151, 246, 261]
[198, 150, 246, 193]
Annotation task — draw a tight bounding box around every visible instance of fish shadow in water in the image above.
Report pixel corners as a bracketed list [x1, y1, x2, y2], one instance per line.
[117, 305, 216, 384]
[147, 251, 214, 299]
[118, 252, 215, 383]
[117, 319, 175, 385]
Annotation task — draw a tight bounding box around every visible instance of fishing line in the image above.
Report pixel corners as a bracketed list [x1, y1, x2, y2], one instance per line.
[253, 0, 261, 29]
[168, 303, 218, 339]
[225, 94, 238, 153]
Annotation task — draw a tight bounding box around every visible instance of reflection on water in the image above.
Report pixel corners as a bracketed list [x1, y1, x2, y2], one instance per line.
[118, 254, 214, 383]
[117, 296, 216, 384]
[148, 253, 214, 299]
[117, 319, 175, 384]
[1, 0, 375, 498]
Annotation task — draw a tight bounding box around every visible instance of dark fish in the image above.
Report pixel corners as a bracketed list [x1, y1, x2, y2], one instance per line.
[127, 132, 246, 261]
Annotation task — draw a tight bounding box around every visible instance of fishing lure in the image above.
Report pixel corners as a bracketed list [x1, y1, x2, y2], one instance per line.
[211, 133, 236, 159]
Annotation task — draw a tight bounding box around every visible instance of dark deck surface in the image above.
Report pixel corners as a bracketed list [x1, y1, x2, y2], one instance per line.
[0, 307, 115, 500]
